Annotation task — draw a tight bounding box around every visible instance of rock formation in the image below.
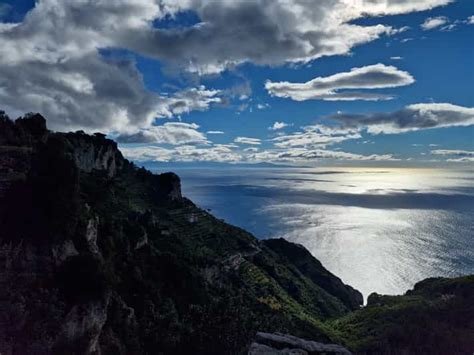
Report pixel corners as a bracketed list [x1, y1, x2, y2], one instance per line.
[0, 112, 473, 355]
[249, 332, 352, 354]
[0, 113, 361, 354]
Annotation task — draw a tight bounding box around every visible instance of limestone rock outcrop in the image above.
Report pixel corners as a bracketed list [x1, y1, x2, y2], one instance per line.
[249, 332, 352, 354]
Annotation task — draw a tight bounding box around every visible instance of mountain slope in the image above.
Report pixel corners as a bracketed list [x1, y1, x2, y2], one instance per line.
[0, 112, 362, 354]
[1, 112, 473, 355]
[333, 275, 474, 354]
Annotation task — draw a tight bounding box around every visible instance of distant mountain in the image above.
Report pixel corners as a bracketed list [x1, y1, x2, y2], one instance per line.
[0, 112, 473, 354]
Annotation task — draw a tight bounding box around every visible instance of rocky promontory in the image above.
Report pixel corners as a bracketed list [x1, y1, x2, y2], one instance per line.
[0, 112, 361, 354]
[0, 112, 473, 355]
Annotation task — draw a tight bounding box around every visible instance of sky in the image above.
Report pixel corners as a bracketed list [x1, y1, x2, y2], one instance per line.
[0, 0, 473, 166]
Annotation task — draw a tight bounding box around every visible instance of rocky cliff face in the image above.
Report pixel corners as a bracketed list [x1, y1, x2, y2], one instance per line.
[1, 112, 473, 355]
[0, 113, 361, 354]
[249, 332, 352, 354]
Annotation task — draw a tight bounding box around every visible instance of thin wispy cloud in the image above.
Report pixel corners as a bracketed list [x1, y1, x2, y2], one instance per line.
[332, 103, 474, 134]
[271, 125, 361, 148]
[421, 16, 449, 30]
[248, 148, 398, 163]
[265, 64, 414, 101]
[269, 121, 291, 131]
[431, 149, 474, 162]
[234, 137, 262, 145]
[207, 130, 225, 135]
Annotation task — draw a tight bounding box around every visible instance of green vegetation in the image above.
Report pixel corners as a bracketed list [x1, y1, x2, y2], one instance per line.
[332, 276, 474, 354]
[1, 113, 473, 354]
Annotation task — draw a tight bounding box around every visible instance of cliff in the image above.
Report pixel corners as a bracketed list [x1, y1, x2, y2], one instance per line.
[332, 275, 474, 354]
[0, 112, 361, 354]
[0, 112, 473, 355]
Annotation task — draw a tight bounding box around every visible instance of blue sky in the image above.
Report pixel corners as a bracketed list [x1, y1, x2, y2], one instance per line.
[0, 0, 473, 166]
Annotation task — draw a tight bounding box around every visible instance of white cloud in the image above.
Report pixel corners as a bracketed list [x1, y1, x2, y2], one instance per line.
[207, 130, 224, 135]
[116, 122, 208, 145]
[248, 148, 398, 163]
[120, 141, 398, 165]
[421, 16, 448, 30]
[271, 125, 361, 148]
[0, 0, 453, 133]
[121, 144, 242, 163]
[257, 103, 270, 110]
[431, 149, 474, 162]
[269, 121, 290, 131]
[468, 16, 474, 25]
[445, 157, 474, 162]
[244, 147, 259, 153]
[265, 64, 414, 101]
[390, 56, 403, 60]
[120, 145, 174, 162]
[431, 149, 474, 156]
[165, 86, 221, 116]
[234, 136, 262, 145]
[388, 26, 410, 34]
[150, 0, 451, 74]
[333, 103, 474, 134]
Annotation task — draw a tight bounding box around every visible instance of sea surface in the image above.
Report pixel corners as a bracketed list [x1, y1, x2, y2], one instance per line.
[153, 167, 474, 299]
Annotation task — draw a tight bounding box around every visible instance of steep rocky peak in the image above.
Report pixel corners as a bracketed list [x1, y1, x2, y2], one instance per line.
[58, 130, 123, 178]
[0, 111, 123, 178]
[0, 111, 182, 202]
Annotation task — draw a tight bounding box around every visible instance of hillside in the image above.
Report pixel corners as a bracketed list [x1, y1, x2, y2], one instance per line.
[0, 112, 361, 354]
[0, 112, 473, 354]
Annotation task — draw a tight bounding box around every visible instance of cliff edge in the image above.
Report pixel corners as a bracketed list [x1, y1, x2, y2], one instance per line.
[1, 112, 473, 355]
[0, 112, 362, 354]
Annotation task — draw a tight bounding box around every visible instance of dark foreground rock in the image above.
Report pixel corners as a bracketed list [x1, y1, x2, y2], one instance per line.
[332, 275, 474, 354]
[1, 111, 473, 355]
[249, 332, 352, 354]
[0, 112, 361, 354]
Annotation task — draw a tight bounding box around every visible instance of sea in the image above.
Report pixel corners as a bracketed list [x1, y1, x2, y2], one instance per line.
[151, 166, 474, 300]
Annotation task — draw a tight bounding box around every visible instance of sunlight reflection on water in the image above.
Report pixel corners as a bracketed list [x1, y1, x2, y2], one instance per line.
[155, 167, 474, 299]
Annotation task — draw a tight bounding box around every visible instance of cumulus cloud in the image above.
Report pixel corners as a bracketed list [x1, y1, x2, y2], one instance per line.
[265, 64, 414, 101]
[269, 121, 290, 131]
[116, 122, 208, 145]
[0, 0, 453, 132]
[234, 137, 262, 145]
[431, 149, 474, 162]
[164, 86, 221, 116]
[332, 103, 474, 134]
[271, 125, 361, 148]
[120, 140, 398, 164]
[248, 148, 397, 163]
[141, 0, 451, 74]
[421, 16, 448, 30]
[121, 144, 242, 163]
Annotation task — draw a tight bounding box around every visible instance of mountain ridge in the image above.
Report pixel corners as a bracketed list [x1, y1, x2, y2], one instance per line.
[0, 112, 361, 354]
[0, 111, 473, 354]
